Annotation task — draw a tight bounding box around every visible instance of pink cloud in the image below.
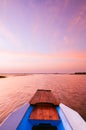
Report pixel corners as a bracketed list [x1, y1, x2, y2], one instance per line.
[68, 5, 86, 32]
[0, 50, 86, 61]
[0, 50, 86, 73]
[63, 0, 70, 9]
[63, 36, 75, 45]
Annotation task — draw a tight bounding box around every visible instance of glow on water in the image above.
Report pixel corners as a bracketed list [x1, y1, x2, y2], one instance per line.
[0, 74, 86, 123]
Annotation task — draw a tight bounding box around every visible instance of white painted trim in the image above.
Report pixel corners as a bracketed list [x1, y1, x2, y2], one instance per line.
[58, 106, 72, 130]
[0, 103, 29, 130]
[60, 103, 86, 130]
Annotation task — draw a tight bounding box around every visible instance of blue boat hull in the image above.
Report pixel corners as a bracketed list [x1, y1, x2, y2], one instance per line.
[17, 105, 65, 130]
[0, 103, 86, 130]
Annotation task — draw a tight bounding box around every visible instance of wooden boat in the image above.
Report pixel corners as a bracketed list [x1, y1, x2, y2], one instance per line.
[0, 89, 86, 130]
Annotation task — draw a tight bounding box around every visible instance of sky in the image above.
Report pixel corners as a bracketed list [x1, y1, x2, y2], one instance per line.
[0, 0, 86, 73]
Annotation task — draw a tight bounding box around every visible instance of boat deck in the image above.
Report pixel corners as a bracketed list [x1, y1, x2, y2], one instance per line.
[30, 89, 60, 120]
[30, 104, 59, 120]
[29, 89, 59, 105]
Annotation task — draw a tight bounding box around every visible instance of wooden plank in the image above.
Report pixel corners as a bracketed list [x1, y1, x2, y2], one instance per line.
[30, 104, 59, 120]
[29, 89, 59, 105]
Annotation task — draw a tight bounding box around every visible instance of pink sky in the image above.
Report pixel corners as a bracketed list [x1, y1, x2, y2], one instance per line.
[0, 0, 86, 73]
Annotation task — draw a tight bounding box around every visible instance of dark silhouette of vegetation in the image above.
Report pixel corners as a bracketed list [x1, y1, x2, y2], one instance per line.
[75, 72, 86, 75]
[0, 75, 6, 78]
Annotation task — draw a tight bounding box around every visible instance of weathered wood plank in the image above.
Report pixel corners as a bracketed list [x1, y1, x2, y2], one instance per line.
[29, 89, 59, 105]
[30, 104, 59, 120]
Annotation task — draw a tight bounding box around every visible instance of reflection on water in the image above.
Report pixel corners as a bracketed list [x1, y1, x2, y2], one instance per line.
[0, 74, 86, 123]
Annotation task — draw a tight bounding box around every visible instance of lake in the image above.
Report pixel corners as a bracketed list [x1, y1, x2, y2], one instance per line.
[0, 74, 86, 123]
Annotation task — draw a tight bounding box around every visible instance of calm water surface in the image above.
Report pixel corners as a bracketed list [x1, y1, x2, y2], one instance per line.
[0, 74, 86, 123]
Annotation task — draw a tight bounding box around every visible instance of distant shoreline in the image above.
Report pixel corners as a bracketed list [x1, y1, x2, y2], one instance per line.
[74, 72, 86, 75]
[0, 72, 86, 77]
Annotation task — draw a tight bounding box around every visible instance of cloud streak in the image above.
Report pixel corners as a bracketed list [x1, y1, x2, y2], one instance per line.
[0, 50, 86, 72]
[0, 0, 86, 73]
[68, 5, 86, 32]
[63, 0, 70, 9]
[0, 21, 21, 48]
